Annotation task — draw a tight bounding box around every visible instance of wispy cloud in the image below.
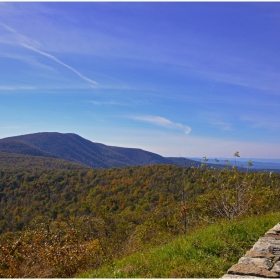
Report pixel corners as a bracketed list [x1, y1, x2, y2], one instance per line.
[131, 115, 191, 134]
[210, 120, 231, 131]
[85, 126, 280, 158]
[0, 23, 41, 47]
[22, 44, 98, 86]
[241, 115, 280, 131]
[0, 52, 57, 72]
[1, 23, 98, 86]
[196, 111, 232, 131]
[0, 86, 37, 91]
[89, 100, 126, 106]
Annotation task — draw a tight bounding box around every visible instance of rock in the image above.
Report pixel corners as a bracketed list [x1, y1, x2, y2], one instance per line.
[258, 237, 279, 241]
[237, 257, 273, 270]
[271, 261, 280, 276]
[258, 237, 280, 244]
[265, 229, 280, 235]
[244, 250, 278, 260]
[251, 238, 280, 255]
[265, 224, 280, 234]
[227, 264, 278, 278]
[271, 223, 280, 232]
[222, 223, 280, 278]
[264, 233, 280, 240]
[222, 274, 264, 278]
[251, 241, 272, 253]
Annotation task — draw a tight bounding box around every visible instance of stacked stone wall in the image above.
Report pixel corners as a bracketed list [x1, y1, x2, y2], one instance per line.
[223, 222, 280, 278]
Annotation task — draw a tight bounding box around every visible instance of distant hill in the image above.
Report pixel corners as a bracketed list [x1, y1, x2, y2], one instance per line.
[0, 151, 88, 171]
[167, 157, 236, 171]
[0, 132, 197, 169]
[189, 157, 280, 173]
[0, 139, 58, 158]
[1, 132, 278, 172]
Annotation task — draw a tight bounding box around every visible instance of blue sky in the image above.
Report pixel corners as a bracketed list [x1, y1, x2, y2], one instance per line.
[1, 2, 280, 159]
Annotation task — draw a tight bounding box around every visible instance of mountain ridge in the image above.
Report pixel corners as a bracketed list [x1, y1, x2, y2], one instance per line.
[1, 132, 279, 172]
[0, 132, 189, 168]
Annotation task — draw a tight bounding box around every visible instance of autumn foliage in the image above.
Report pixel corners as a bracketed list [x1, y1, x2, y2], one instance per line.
[0, 161, 279, 277]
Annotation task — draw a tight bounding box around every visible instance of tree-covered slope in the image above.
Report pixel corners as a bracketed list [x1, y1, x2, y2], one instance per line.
[0, 139, 58, 158]
[0, 152, 88, 171]
[0, 164, 280, 277]
[0, 132, 181, 168]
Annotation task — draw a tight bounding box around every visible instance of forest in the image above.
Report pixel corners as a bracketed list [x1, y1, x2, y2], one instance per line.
[0, 155, 280, 277]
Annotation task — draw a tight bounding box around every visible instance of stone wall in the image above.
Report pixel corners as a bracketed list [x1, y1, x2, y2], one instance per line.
[223, 222, 280, 278]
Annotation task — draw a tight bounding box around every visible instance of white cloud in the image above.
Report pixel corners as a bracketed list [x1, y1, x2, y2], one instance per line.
[210, 120, 231, 131]
[130, 115, 191, 135]
[0, 86, 37, 91]
[88, 127, 280, 158]
[0, 84, 101, 92]
[89, 100, 126, 106]
[74, 122, 280, 159]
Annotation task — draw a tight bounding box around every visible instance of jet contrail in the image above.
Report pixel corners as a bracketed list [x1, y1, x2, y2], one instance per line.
[22, 44, 98, 85]
[1, 23, 98, 85]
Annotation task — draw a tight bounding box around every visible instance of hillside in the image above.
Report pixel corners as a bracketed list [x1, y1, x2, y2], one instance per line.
[2, 132, 279, 172]
[0, 163, 280, 277]
[79, 212, 280, 278]
[0, 151, 88, 171]
[0, 139, 58, 158]
[0, 132, 197, 169]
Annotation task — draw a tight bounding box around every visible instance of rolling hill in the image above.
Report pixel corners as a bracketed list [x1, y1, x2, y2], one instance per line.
[0, 132, 197, 169]
[1, 132, 278, 172]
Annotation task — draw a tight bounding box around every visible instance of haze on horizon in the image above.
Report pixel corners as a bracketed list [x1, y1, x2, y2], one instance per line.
[1, 2, 280, 159]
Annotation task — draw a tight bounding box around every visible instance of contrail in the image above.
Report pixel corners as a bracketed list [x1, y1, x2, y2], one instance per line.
[22, 44, 98, 85]
[1, 23, 98, 85]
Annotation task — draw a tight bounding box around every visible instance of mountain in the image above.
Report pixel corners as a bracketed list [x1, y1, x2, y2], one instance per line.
[0, 139, 59, 158]
[0, 151, 88, 171]
[0, 132, 195, 169]
[1, 133, 279, 172]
